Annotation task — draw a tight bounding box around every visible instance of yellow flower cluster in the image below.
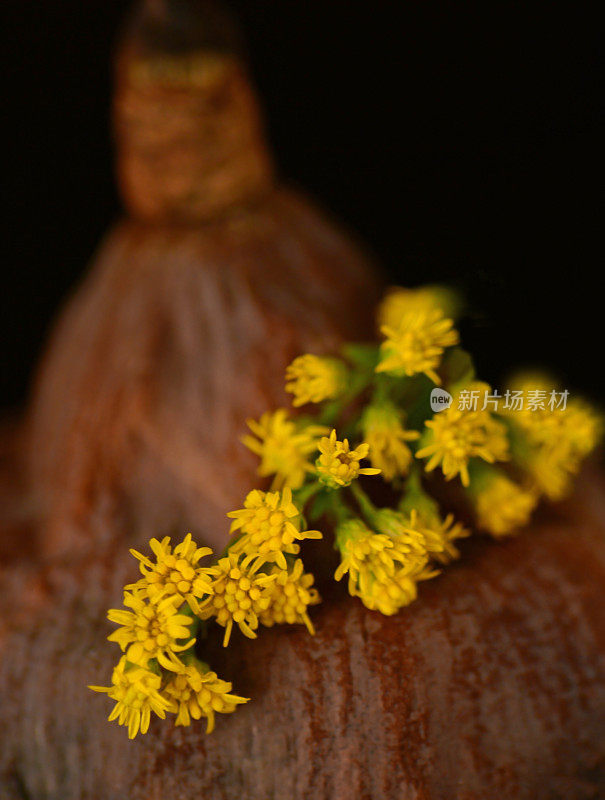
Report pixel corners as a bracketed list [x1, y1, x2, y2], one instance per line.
[316, 429, 381, 488]
[89, 657, 172, 740]
[361, 402, 419, 481]
[91, 496, 322, 738]
[502, 376, 601, 500]
[471, 471, 538, 537]
[259, 559, 320, 634]
[377, 285, 461, 331]
[416, 383, 509, 486]
[92, 284, 601, 743]
[334, 517, 438, 615]
[242, 409, 328, 490]
[227, 487, 321, 569]
[197, 551, 277, 646]
[127, 533, 212, 614]
[162, 656, 248, 732]
[285, 354, 347, 407]
[376, 309, 459, 383]
[107, 590, 195, 670]
[398, 472, 470, 563]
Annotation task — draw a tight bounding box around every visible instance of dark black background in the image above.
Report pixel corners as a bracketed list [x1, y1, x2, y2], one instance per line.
[2, 2, 602, 411]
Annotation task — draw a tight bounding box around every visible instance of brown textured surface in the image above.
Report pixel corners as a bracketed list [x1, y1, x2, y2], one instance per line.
[1, 446, 604, 799]
[1, 2, 604, 796]
[24, 188, 379, 560]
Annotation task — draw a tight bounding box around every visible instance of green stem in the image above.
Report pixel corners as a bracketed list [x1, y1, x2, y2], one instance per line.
[349, 481, 377, 521]
[293, 480, 322, 509]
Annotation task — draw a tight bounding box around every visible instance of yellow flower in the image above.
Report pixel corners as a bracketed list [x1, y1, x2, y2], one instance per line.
[416, 384, 509, 486]
[398, 474, 470, 562]
[316, 429, 381, 488]
[377, 505, 470, 564]
[197, 552, 276, 646]
[127, 534, 213, 614]
[285, 354, 347, 407]
[501, 375, 600, 499]
[377, 285, 461, 331]
[107, 590, 195, 670]
[522, 448, 578, 501]
[471, 471, 538, 536]
[418, 511, 470, 563]
[161, 656, 248, 732]
[563, 401, 602, 458]
[259, 559, 321, 634]
[334, 518, 436, 615]
[89, 656, 172, 739]
[376, 309, 459, 383]
[242, 409, 328, 490]
[361, 402, 420, 481]
[227, 487, 321, 569]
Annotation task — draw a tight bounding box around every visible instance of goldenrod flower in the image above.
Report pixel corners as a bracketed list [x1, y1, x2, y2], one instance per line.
[242, 409, 328, 490]
[501, 375, 600, 499]
[227, 487, 321, 569]
[162, 656, 248, 732]
[416, 384, 509, 486]
[376, 309, 459, 384]
[316, 429, 380, 488]
[361, 402, 420, 481]
[334, 518, 436, 615]
[522, 448, 579, 501]
[509, 398, 600, 465]
[259, 559, 321, 634]
[470, 469, 538, 536]
[398, 474, 470, 562]
[107, 590, 195, 670]
[377, 285, 461, 331]
[368, 508, 433, 555]
[127, 534, 213, 614]
[419, 512, 469, 563]
[197, 552, 276, 646]
[285, 354, 347, 407]
[89, 656, 171, 739]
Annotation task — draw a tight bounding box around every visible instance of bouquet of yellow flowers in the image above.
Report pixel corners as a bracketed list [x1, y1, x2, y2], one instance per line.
[90, 285, 600, 738]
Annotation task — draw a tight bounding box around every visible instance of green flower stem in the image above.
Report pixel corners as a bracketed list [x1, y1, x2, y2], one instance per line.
[349, 481, 377, 521]
[293, 480, 323, 509]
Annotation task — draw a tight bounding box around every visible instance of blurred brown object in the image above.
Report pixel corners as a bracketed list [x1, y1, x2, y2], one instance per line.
[1, 2, 604, 798]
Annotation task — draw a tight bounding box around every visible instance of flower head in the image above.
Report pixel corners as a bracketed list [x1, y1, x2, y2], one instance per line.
[361, 401, 420, 481]
[198, 552, 276, 646]
[107, 591, 195, 670]
[377, 285, 461, 331]
[89, 657, 171, 739]
[227, 488, 321, 569]
[398, 473, 470, 562]
[501, 376, 601, 500]
[285, 354, 347, 407]
[162, 656, 248, 732]
[127, 534, 213, 614]
[259, 559, 321, 634]
[243, 409, 328, 490]
[376, 309, 459, 383]
[522, 447, 579, 501]
[334, 518, 436, 615]
[470, 470, 537, 537]
[316, 429, 381, 488]
[416, 384, 509, 486]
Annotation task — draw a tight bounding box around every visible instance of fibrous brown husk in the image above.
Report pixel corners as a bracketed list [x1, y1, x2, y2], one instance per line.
[1, 3, 604, 798]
